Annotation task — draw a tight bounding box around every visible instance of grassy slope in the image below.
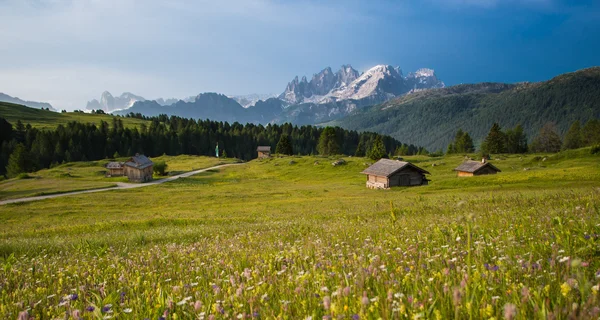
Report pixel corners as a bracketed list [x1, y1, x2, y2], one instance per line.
[0, 155, 237, 201]
[0, 101, 149, 129]
[0, 150, 599, 318]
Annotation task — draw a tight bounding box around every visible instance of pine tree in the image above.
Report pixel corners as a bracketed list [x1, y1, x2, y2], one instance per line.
[355, 139, 366, 157]
[317, 127, 339, 156]
[562, 120, 582, 150]
[505, 124, 528, 153]
[275, 134, 293, 155]
[366, 136, 387, 160]
[531, 122, 562, 153]
[6, 143, 32, 177]
[482, 123, 506, 154]
[582, 119, 600, 146]
[447, 143, 455, 154]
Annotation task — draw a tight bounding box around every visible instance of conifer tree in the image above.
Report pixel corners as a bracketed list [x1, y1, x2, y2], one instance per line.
[481, 123, 506, 154]
[530, 122, 562, 153]
[317, 127, 339, 156]
[505, 124, 528, 153]
[275, 134, 293, 155]
[562, 120, 582, 150]
[366, 135, 387, 160]
[6, 143, 32, 177]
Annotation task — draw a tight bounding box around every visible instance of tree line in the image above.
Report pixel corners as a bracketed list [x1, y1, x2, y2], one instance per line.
[0, 115, 425, 177]
[449, 119, 600, 156]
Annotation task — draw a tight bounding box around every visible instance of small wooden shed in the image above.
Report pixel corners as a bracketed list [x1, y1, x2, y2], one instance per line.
[257, 146, 271, 159]
[106, 161, 124, 177]
[124, 154, 153, 182]
[361, 159, 430, 189]
[454, 159, 501, 177]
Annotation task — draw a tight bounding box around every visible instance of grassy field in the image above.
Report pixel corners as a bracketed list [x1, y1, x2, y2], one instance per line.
[0, 150, 599, 319]
[0, 101, 149, 130]
[0, 155, 237, 201]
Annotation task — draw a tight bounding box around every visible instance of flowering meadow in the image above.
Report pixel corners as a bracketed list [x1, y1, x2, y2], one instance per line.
[1, 153, 600, 319]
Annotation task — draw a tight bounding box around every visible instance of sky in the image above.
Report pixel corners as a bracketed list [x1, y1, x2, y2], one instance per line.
[0, 0, 599, 110]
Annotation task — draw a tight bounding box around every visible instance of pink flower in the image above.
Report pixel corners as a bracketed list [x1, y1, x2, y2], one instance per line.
[504, 303, 517, 320]
[194, 300, 202, 312]
[323, 296, 331, 310]
[361, 292, 369, 306]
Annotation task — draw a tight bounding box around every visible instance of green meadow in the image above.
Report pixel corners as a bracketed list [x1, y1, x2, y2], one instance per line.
[0, 102, 148, 130]
[1, 150, 599, 319]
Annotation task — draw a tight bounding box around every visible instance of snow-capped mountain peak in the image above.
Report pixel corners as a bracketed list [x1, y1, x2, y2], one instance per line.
[279, 64, 443, 105]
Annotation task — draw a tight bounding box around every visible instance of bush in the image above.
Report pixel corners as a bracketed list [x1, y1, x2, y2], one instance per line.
[153, 161, 168, 176]
[591, 145, 600, 155]
[16, 173, 33, 179]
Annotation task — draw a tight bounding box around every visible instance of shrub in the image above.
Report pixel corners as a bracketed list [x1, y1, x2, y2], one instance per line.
[591, 145, 600, 155]
[16, 173, 33, 179]
[153, 161, 168, 176]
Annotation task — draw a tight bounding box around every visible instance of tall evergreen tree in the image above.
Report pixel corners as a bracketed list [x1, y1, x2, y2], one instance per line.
[582, 119, 600, 146]
[366, 136, 387, 160]
[317, 127, 339, 156]
[562, 120, 583, 150]
[531, 122, 562, 153]
[505, 124, 528, 153]
[6, 143, 32, 177]
[275, 134, 293, 155]
[481, 123, 506, 154]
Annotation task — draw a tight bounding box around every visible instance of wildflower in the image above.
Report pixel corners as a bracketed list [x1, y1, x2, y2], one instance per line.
[17, 311, 28, 320]
[352, 315, 360, 320]
[452, 288, 462, 306]
[592, 285, 599, 294]
[70, 293, 78, 301]
[72, 310, 82, 319]
[102, 304, 112, 313]
[123, 308, 132, 313]
[503, 303, 517, 320]
[361, 292, 369, 306]
[343, 286, 351, 296]
[194, 300, 203, 312]
[561, 282, 571, 297]
[323, 296, 331, 310]
[86, 306, 95, 312]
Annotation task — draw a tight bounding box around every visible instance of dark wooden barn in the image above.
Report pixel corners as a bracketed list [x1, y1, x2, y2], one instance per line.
[361, 159, 430, 189]
[454, 159, 501, 177]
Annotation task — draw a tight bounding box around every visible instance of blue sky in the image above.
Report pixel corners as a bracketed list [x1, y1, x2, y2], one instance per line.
[0, 0, 598, 110]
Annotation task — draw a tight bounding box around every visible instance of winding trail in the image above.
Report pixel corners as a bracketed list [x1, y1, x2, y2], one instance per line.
[0, 163, 244, 206]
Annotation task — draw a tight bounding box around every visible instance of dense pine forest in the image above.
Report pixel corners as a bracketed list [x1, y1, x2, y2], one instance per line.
[0, 115, 417, 177]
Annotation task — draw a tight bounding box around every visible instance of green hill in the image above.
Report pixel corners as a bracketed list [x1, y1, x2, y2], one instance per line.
[330, 67, 600, 151]
[0, 101, 149, 129]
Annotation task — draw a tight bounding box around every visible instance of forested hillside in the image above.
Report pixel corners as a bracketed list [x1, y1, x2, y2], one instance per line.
[331, 67, 600, 151]
[0, 113, 419, 177]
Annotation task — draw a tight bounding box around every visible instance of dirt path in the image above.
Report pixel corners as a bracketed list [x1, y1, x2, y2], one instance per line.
[0, 163, 243, 206]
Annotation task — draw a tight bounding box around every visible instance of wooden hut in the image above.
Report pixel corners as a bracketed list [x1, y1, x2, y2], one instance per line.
[105, 162, 124, 177]
[454, 159, 501, 177]
[124, 154, 153, 182]
[257, 146, 271, 159]
[361, 159, 430, 189]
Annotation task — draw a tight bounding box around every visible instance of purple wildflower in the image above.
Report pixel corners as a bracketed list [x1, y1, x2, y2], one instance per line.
[352, 314, 360, 320]
[86, 306, 95, 312]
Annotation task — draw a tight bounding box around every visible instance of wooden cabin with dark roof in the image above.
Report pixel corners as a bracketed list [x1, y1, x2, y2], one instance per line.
[361, 159, 430, 189]
[105, 161, 125, 177]
[454, 159, 501, 177]
[124, 154, 153, 182]
[257, 146, 271, 159]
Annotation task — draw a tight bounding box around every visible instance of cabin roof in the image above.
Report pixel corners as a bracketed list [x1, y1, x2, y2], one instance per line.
[124, 154, 153, 169]
[257, 146, 271, 152]
[454, 160, 501, 173]
[361, 159, 430, 177]
[106, 161, 124, 169]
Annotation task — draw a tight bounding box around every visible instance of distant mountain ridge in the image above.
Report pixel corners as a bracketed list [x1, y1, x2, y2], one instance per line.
[330, 67, 600, 151]
[0, 93, 56, 111]
[86, 92, 183, 112]
[279, 64, 444, 105]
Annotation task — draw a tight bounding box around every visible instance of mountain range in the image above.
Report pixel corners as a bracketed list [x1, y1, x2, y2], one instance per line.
[0, 93, 56, 111]
[329, 67, 600, 151]
[3, 64, 599, 152]
[115, 64, 445, 124]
